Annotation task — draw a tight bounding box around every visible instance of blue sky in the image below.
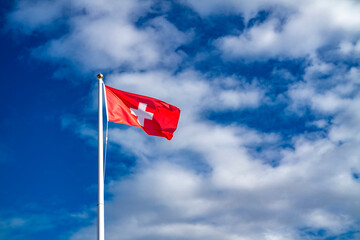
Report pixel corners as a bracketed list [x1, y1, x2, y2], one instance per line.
[1, 0, 360, 239]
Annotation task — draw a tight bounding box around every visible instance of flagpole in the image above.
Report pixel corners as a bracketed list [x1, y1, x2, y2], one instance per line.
[97, 73, 105, 240]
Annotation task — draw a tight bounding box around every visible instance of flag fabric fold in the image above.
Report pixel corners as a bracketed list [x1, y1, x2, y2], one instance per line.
[104, 85, 180, 140]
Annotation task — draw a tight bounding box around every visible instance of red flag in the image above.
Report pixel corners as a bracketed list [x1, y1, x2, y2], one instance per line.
[104, 85, 180, 140]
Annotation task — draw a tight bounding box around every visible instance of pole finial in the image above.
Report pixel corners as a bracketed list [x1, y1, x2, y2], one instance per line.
[97, 73, 104, 80]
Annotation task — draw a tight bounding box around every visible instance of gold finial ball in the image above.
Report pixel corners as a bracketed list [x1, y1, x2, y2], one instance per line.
[97, 73, 103, 79]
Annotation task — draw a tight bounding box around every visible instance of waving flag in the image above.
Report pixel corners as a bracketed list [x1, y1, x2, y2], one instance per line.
[104, 85, 180, 140]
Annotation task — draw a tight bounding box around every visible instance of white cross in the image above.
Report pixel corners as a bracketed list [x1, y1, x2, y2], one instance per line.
[130, 102, 153, 127]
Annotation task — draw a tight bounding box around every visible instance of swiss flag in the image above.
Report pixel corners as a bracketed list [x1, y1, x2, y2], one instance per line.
[104, 85, 180, 140]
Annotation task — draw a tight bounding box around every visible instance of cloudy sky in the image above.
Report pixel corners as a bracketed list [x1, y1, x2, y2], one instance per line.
[1, 0, 360, 239]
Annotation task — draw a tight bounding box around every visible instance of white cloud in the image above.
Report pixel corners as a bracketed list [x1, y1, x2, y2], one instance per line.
[215, 0, 360, 60]
[9, 0, 191, 72]
[8, 0, 65, 33]
[69, 125, 360, 240]
[36, 15, 191, 72]
[7, 0, 360, 239]
[218, 88, 261, 109]
[305, 209, 353, 233]
[96, 61, 360, 239]
[288, 54, 360, 116]
[8, 0, 152, 33]
[105, 70, 264, 115]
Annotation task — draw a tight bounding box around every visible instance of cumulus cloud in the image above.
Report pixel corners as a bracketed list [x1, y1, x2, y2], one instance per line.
[73, 127, 360, 240]
[8, 0, 66, 33]
[214, 0, 360, 60]
[6, 0, 360, 239]
[105, 70, 264, 115]
[9, 0, 191, 72]
[38, 15, 191, 72]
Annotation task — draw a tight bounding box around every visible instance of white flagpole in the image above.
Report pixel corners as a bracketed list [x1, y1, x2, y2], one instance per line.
[97, 73, 105, 240]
